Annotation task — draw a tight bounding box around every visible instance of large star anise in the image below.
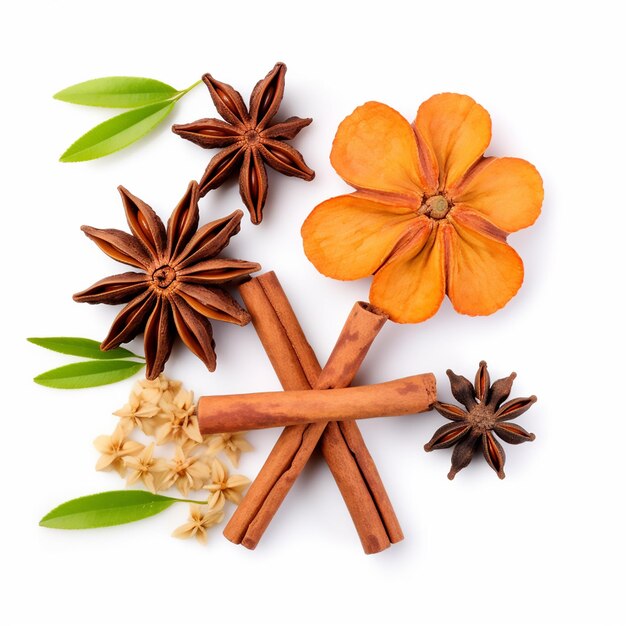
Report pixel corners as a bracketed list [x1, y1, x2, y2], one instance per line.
[73, 181, 261, 379]
[425, 361, 536, 480]
[172, 62, 315, 225]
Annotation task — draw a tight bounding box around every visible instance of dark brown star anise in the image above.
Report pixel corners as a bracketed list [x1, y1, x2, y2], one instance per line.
[172, 62, 315, 225]
[425, 361, 536, 480]
[73, 181, 261, 379]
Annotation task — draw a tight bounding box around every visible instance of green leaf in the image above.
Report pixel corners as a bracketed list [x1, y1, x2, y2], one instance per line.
[39, 491, 180, 529]
[27, 337, 143, 360]
[53, 76, 179, 108]
[34, 360, 144, 389]
[59, 100, 175, 162]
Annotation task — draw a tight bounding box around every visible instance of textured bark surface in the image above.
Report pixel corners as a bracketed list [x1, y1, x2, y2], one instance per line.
[198, 374, 436, 432]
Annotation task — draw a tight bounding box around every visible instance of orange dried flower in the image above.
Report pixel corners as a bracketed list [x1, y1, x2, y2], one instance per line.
[302, 93, 543, 323]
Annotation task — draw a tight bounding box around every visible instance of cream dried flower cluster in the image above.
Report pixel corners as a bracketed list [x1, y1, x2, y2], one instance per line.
[93, 374, 252, 545]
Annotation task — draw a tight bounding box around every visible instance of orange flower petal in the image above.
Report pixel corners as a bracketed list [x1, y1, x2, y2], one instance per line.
[448, 206, 508, 242]
[445, 217, 524, 316]
[414, 93, 491, 189]
[302, 194, 419, 280]
[330, 102, 427, 200]
[370, 223, 444, 323]
[450, 157, 543, 233]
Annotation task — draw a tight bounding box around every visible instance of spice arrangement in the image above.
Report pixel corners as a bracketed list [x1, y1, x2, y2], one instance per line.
[225, 272, 408, 553]
[41, 374, 252, 543]
[38, 63, 542, 553]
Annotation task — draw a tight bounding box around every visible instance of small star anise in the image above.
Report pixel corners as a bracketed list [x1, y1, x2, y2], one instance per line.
[425, 361, 536, 480]
[73, 181, 261, 379]
[172, 62, 315, 225]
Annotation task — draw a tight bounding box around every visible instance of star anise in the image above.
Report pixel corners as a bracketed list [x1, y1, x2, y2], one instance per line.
[73, 181, 261, 379]
[172, 62, 315, 225]
[425, 361, 536, 480]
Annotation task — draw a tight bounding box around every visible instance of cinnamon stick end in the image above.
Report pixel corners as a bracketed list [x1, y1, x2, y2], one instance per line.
[241, 536, 259, 550]
[222, 526, 244, 546]
[390, 529, 404, 544]
[356, 301, 389, 320]
[362, 535, 392, 555]
[424, 372, 438, 408]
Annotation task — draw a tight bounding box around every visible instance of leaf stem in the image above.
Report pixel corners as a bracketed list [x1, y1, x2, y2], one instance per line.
[182, 79, 202, 95]
[171, 79, 202, 103]
[174, 497, 208, 505]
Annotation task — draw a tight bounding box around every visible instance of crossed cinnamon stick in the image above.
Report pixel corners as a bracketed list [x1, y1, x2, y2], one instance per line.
[204, 272, 435, 554]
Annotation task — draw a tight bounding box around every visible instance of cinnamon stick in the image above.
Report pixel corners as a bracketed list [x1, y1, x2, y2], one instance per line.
[198, 374, 436, 432]
[324, 418, 404, 545]
[223, 272, 403, 553]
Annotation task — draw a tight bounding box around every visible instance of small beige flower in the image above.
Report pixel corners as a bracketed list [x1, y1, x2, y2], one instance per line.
[123, 442, 168, 493]
[136, 373, 181, 394]
[135, 374, 182, 407]
[155, 387, 202, 446]
[93, 423, 143, 477]
[172, 502, 224, 544]
[161, 446, 212, 496]
[138, 386, 163, 407]
[113, 391, 160, 435]
[181, 435, 204, 455]
[205, 458, 250, 508]
[206, 432, 253, 467]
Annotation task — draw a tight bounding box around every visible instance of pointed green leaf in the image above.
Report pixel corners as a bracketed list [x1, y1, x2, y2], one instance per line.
[27, 337, 143, 360]
[54, 76, 179, 108]
[39, 491, 180, 529]
[59, 100, 175, 162]
[34, 360, 144, 389]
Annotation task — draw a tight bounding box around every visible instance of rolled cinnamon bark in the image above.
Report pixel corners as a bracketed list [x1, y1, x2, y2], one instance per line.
[198, 374, 436, 432]
[223, 272, 399, 553]
[326, 419, 404, 544]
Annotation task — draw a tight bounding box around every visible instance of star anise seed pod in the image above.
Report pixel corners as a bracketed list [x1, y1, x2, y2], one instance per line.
[172, 62, 315, 225]
[73, 181, 261, 379]
[425, 361, 536, 480]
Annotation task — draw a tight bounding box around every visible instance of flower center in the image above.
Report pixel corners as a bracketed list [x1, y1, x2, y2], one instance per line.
[152, 265, 176, 289]
[421, 194, 451, 219]
[244, 129, 260, 145]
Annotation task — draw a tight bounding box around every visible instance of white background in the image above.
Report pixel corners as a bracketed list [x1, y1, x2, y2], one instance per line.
[1, 1, 624, 625]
